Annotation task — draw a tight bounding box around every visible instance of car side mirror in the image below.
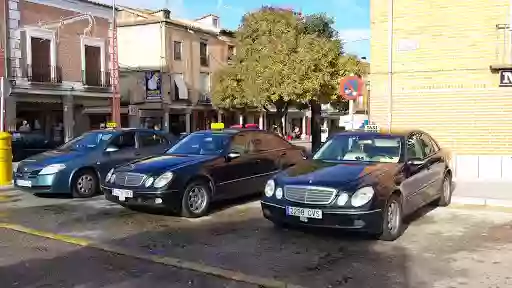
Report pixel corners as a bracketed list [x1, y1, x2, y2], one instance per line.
[226, 151, 241, 161]
[105, 145, 119, 153]
[407, 157, 424, 166]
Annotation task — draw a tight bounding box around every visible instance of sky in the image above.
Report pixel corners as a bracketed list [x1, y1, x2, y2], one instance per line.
[98, 0, 370, 59]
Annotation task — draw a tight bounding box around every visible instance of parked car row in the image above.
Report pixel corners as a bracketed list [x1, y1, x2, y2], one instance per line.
[13, 125, 453, 241]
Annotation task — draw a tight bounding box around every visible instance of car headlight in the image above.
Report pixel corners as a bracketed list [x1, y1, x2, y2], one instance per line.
[144, 177, 154, 187]
[105, 168, 114, 182]
[275, 187, 283, 199]
[153, 172, 174, 188]
[350, 186, 375, 207]
[264, 179, 275, 197]
[39, 164, 66, 175]
[337, 192, 349, 206]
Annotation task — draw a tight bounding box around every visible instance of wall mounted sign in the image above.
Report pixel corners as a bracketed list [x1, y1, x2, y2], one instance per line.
[499, 70, 512, 87]
[145, 71, 162, 100]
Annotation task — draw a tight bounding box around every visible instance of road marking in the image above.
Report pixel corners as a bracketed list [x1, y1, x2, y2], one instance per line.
[0, 223, 305, 288]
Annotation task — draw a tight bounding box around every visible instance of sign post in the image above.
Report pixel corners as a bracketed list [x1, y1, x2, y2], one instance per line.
[339, 76, 365, 130]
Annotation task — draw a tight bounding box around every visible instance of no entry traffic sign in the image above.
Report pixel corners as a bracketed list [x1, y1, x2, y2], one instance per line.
[339, 76, 365, 101]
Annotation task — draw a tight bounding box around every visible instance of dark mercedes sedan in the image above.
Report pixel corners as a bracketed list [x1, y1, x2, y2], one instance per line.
[102, 126, 307, 218]
[261, 129, 453, 241]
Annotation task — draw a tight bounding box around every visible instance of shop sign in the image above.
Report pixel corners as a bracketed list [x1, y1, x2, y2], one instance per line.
[499, 70, 512, 87]
[145, 71, 162, 100]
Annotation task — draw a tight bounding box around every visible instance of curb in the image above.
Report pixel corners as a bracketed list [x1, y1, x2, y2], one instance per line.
[0, 223, 305, 288]
[452, 196, 512, 210]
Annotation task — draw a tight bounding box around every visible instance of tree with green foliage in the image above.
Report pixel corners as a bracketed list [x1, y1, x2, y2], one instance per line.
[211, 7, 364, 133]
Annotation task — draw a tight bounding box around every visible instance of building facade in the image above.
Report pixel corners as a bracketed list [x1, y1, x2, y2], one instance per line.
[370, 0, 512, 180]
[110, 7, 236, 134]
[2, 0, 113, 142]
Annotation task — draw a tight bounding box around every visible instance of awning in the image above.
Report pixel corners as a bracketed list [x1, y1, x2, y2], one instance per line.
[174, 76, 188, 99]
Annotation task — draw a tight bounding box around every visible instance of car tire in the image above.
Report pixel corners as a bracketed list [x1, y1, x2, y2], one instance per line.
[435, 173, 452, 207]
[377, 194, 404, 241]
[72, 169, 99, 198]
[180, 180, 211, 218]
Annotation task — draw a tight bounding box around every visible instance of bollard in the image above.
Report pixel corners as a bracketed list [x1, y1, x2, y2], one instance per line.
[0, 132, 12, 186]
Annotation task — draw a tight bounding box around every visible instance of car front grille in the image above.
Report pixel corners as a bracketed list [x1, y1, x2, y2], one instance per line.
[114, 172, 146, 186]
[284, 185, 337, 205]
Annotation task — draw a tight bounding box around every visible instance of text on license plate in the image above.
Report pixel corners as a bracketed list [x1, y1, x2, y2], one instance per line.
[16, 179, 32, 187]
[286, 206, 322, 219]
[112, 188, 133, 201]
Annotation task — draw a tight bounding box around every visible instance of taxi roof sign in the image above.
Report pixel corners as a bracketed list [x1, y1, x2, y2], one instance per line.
[364, 124, 380, 132]
[106, 122, 117, 128]
[211, 123, 224, 130]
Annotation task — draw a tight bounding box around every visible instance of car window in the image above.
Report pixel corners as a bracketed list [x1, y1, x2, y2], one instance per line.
[419, 134, 436, 156]
[406, 134, 425, 159]
[167, 132, 230, 155]
[313, 134, 402, 163]
[230, 133, 249, 154]
[249, 132, 291, 153]
[422, 133, 439, 153]
[139, 131, 166, 147]
[109, 132, 136, 150]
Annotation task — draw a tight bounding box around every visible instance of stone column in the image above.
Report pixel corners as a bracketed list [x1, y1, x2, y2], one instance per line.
[239, 113, 243, 125]
[185, 111, 191, 133]
[258, 112, 264, 129]
[301, 112, 307, 139]
[63, 93, 74, 142]
[217, 111, 222, 122]
[163, 105, 170, 132]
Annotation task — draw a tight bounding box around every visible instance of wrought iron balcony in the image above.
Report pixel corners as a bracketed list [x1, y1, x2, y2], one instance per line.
[197, 93, 211, 104]
[26, 64, 62, 83]
[82, 70, 111, 87]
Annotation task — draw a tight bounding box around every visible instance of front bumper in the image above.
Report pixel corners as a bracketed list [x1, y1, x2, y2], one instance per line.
[261, 201, 383, 233]
[13, 173, 70, 194]
[102, 186, 182, 211]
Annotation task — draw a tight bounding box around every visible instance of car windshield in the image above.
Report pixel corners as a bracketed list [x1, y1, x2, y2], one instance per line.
[59, 132, 114, 150]
[167, 133, 230, 155]
[313, 134, 402, 163]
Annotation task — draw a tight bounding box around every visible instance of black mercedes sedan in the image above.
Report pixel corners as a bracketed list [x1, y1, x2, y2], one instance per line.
[102, 126, 307, 218]
[261, 129, 453, 241]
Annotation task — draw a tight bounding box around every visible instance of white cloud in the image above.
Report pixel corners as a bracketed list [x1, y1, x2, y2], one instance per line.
[339, 28, 370, 43]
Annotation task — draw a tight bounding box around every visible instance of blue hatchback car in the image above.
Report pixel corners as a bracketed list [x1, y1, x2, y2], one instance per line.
[14, 128, 177, 198]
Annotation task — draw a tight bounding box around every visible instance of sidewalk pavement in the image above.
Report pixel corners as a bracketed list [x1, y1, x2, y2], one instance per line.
[452, 181, 512, 208]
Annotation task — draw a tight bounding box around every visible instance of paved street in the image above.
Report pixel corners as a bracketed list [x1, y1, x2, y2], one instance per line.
[1, 188, 512, 287]
[0, 228, 255, 288]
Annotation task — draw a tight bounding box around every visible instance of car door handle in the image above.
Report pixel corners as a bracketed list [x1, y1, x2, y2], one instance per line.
[134, 152, 141, 156]
[255, 159, 261, 163]
[280, 151, 287, 156]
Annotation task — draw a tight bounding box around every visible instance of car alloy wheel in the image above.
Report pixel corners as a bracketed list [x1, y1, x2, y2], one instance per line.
[387, 200, 401, 235]
[73, 171, 98, 198]
[436, 174, 452, 207]
[188, 187, 208, 214]
[378, 195, 404, 241]
[181, 180, 211, 218]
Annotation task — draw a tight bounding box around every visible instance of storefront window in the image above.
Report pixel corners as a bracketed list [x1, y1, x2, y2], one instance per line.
[141, 117, 163, 130]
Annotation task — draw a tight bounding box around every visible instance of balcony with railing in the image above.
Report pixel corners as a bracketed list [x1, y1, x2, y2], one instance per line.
[26, 64, 63, 84]
[197, 92, 211, 104]
[81, 70, 111, 88]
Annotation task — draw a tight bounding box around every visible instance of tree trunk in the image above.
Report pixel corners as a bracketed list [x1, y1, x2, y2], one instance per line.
[310, 99, 322, 152]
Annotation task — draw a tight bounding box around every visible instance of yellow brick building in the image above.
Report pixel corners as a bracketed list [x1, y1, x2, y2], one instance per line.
[370, 0, 512, 180]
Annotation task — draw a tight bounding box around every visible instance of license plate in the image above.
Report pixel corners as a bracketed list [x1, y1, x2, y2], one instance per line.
[286, 206, 322, 219]
[112, 188, 133, 201]
[16, 179, 32, 187]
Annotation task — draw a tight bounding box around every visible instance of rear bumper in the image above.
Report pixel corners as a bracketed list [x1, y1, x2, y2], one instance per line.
[261, 201, 383, 233]
[102, 186, 182, 211]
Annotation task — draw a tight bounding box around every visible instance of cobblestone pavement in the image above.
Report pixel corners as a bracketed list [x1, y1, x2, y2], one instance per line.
[1, 188, 512, 288]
